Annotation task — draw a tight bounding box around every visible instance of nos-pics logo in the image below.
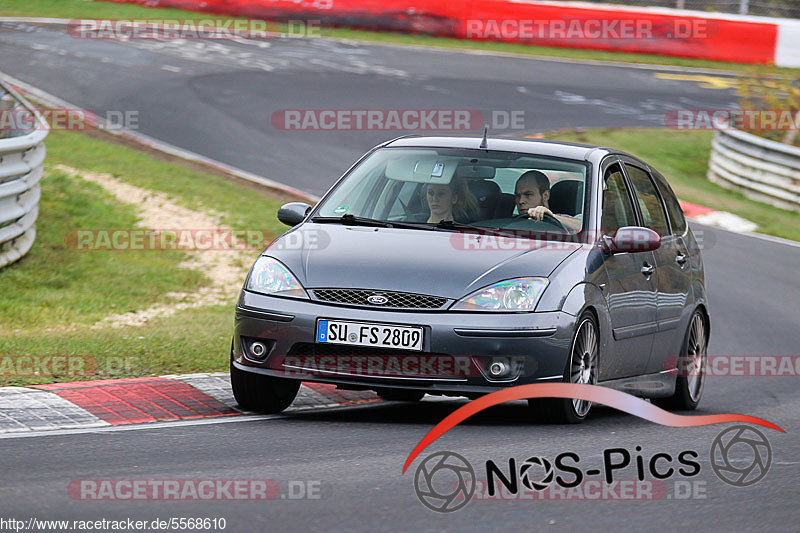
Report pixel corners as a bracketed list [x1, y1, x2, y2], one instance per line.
[412, 425, 772, 513]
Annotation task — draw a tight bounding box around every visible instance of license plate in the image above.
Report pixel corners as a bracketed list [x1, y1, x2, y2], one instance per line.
[316, 320, 423, 351]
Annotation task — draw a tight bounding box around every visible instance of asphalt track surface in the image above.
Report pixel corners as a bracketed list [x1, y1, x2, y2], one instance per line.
[0, 21, 739, 196]
[1, 21, 799, 532]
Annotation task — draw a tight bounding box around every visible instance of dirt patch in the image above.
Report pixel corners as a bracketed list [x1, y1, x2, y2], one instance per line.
[54, 165, 251, 329]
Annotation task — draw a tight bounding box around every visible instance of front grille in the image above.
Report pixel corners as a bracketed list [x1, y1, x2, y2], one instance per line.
[310, 288, 448, 310]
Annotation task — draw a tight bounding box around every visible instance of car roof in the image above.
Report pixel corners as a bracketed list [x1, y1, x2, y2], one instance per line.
[382, 135, 615, 161]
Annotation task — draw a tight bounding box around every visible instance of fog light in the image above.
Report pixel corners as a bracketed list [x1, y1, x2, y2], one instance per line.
[250, 341, 267, 360]
[488, 359, 510, 378]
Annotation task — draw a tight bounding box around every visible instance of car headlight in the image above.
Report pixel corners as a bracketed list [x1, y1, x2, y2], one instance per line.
[245, 256, 307, 299]
[451, 277, 549, 312]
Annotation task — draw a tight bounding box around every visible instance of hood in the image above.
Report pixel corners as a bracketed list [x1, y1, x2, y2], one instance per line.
[266, 223, 580, 300]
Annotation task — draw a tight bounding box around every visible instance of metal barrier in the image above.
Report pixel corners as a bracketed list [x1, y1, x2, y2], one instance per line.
[708, 128, 800, 212]
[0, 81, 48, 269]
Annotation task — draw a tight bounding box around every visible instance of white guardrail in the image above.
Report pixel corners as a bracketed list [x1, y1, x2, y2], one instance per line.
[0, 81, 48, 269]
[708, 127, 800, 212]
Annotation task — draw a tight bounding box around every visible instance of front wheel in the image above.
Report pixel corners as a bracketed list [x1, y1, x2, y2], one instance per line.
[531, 312, 599, 424]
[655, 310, 708, 411]
[230, 361, 300, 413]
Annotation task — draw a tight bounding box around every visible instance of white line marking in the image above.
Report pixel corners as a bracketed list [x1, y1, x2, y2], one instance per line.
[0, 402, 378, 440]
[0, 414, 282, 439]
[0, 17, 75, 24]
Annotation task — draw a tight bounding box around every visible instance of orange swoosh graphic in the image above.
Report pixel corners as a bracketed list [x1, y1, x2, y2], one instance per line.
[402, 383, 783, 473]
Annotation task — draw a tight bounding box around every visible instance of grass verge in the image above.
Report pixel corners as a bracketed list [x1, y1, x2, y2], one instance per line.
[0, 128, 288, 386]
[1, 0, 798, 75]
[543, 128, 800, 242]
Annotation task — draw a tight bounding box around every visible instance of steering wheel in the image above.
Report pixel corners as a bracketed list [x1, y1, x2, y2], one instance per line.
[513, 212, 567, 231]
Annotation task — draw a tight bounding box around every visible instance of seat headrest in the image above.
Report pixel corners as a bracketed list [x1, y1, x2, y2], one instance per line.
[468, 179, 501, 205]
[549, 180, 584, 216]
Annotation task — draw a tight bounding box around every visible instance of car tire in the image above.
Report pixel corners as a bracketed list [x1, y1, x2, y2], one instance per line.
[654, 310, 708, 411]
[531, 311, 599, 424]
[230, 360, 300, 414]
[377, 389, 425, 402]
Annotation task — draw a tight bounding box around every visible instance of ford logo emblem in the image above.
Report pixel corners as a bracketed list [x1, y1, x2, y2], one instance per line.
[367, 295, 389, 305]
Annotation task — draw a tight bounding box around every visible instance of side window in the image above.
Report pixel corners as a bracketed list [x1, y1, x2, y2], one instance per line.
[624, 164, 669, 237]
[601, 163, 637, 235]
[651, 171, 687, 235]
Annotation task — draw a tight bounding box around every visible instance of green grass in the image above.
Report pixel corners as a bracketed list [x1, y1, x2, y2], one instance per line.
[1, 305, 234, 386]
[543, 128, 800, 242]
[0, 129, 288, 385]
[43, 130, 286, 232]
[2, 0, 798, 75]
[0, 168, 206, 331]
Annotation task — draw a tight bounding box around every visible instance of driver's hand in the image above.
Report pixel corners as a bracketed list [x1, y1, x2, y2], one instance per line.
[527, 206, 553, 221]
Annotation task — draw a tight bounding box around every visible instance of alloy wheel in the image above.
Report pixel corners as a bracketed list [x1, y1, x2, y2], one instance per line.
[570, 317, 598, 417]
[686, 313, 707, 403]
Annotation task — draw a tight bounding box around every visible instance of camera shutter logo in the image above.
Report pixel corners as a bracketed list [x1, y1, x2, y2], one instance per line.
[519, 456, 554, 491]
[414, 451, 475, 512]
[710, 425, 772, 487]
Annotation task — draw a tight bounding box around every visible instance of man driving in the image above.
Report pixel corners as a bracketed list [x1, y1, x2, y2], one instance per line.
[514, 170, 582, 231]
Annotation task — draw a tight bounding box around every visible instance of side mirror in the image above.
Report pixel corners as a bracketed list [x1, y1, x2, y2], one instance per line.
[602, 226, 661, 253]
[277, 202, 311, 227]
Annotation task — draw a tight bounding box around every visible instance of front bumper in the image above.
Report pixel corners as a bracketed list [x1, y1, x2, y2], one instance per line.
[232, 290, 577, 395]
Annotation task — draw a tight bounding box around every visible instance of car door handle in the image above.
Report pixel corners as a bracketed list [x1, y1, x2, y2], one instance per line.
[676, 252, 688, 266]
[641, 262, 655, 276]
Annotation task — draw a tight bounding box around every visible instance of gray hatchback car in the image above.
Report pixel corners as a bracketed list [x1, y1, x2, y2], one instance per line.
[230, 136, 709, 423]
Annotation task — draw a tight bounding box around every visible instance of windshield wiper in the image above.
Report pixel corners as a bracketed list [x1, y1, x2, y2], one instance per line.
[311, 214, 436, 231]
[434, 220, 508, 237]
[311, 214, 391, 227]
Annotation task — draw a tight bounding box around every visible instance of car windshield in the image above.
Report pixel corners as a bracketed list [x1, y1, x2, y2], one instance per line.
[314, 147, 589, 237]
